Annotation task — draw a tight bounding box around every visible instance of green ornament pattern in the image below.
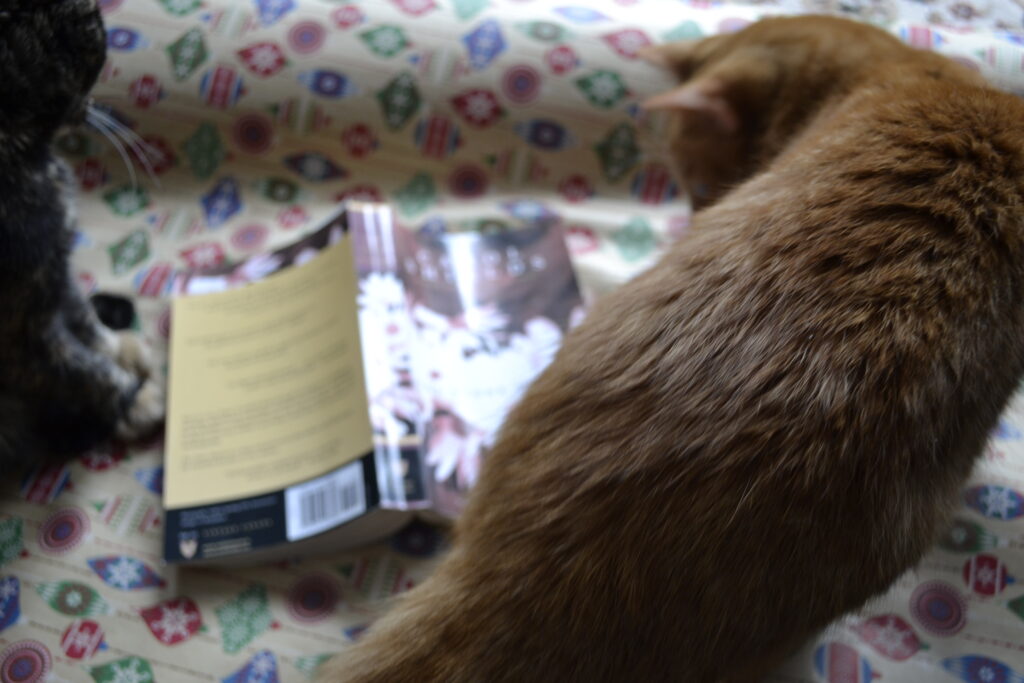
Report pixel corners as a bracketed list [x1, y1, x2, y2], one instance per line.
[215, 583, 272, 654]
[166, 27, 208, 81]
[360, 25, 410, 58]
[36, 580, 112, 616]
[90, 656, 154, 683]
[376, 73, 422, 130]
[394, 172, 437, 217]
[0, 518, 21, 566]
[108, 229, 151, 275]
[575, 70, 629, 109]
[182, 122, 225, 180]
[611, 217, 656, 261]
[294, 654, 332, 678]
[594, 123, 640, 182]
[103, 185, 150, 218]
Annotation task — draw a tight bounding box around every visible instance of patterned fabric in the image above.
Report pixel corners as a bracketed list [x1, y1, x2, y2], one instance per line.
[2, 0, 1024, 680]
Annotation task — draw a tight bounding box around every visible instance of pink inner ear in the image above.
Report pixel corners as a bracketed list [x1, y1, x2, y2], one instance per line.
[641, 80, 738, 133]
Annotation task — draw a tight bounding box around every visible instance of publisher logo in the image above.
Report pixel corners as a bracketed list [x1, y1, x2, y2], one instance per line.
[178, 531, 199, 559]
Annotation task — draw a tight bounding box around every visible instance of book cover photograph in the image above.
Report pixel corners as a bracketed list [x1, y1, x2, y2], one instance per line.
[162, 203, 583, 563]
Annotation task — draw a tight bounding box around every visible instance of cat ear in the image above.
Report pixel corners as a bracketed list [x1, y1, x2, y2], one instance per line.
[636, 42, 700, 70]
[640, 78, 738, 133]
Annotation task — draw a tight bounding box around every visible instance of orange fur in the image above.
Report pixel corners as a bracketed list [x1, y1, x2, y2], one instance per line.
[322, 16, 1024, 682]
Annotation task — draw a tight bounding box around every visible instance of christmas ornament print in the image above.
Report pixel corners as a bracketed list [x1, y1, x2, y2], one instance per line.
[158, 0, 201, 16]
[611, 216, 657, 261]
[601, 28, 653, 58]
[294, 654, 330, 678]
[331, 4, 364, 29]
[554, 6, 610, 23]
[854, 614, 926, 661]
[463, 19, 507, 70]
[962, 553, 1014, 596]
[360, 25, 410, 58]
[88, 556, 165, 590]
[103, 185, 150, 218]
[20, 464, 71, 504]
[255, 177, 301, 203]
[341, 124, 378, 158]
[909, 580, 967, 636]
[89, 656, 154, 683]
[254, 0, 296, 26]
[594, 122, 640, 181]
[394, 172, 437, 217]
[216, 584, 273, 654]
[232, 223, 271, 251]
[80, 443, 126, 471]
[201, 177, 244, 226]
[166, 28, 208, 81]
[414, 115, 462, 159]
[376, 73, 422, 130]
[288, 20, 326, 54]
[237, 42, 288, 78]
[575, 69, 629, 108]
[107, 27, 147, 52]
[199, 66, 246, 108]
[129, 75, 164, 109]
[942, 655, 1024, 683]
[182, 121, 225, 180]
[0, 577, 20, 633]
[0, 640, 51, 683]
[286, 574, 339, 623]
[0, 518, 22, 566]
[298, 70, 358, 98]
[135, 261, 177, 296]
[448, 164, 489, 198]
[631, 162, 679, 204]
[515, 118, 574, 150]
[37, 507, 90, 554]
[503, 64, 542, 103]
[181, 241, 227, 269]
[36, 581, 111, 617]
[222, 650, 279, 683]
[92, 495, 160, 535]
[284, 152, 346, 182]
[141, 597, 203, 645]
[232, 114, 275, 154]
[61, 619, 106, 660]
[545, 44, 579, 74]
[813, 641, 878, 683]
[450, 89, 504, 128]
[940, 517, 1003, 553]
[965, 485, 1024, 520]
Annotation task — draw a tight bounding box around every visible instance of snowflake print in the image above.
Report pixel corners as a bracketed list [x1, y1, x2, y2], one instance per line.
[151, 604, 200, 643]
[248, 45, 282, 72]
[105, 557, 143, 589]
[976, 565, 997, 586]
[369, 27, 405, 54]
[978, 665, 996, 682]
[613, 31, 648, 54]
[872, 618, 911, 658]
[113, 193, 145, 215]
[108, 658, 153, 683]
[162, 0, 198, 13]
[587, 73, 621, 100]
[0, 578, 17, 602]
[250, 651, 275, 677]
[464, 93, 497, 122]
[66, 625, 99, 653]
[981, 487, 1018, 519]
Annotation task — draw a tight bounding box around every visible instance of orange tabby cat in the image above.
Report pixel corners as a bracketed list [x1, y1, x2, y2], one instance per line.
[322, 16, 1024, 682]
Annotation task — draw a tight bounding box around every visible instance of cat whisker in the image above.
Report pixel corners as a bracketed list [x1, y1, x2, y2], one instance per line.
[86, 107, 161, 189]
[89, 107, 163, 164]
[86, 110, 138, 190]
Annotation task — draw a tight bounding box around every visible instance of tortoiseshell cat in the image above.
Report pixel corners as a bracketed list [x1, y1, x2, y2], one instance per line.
[322, 16, 1024, 682]
[0, 0, 163, 474]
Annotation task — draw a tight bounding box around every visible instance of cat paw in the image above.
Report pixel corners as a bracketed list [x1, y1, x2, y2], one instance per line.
[115, 379, 165, 441]
[115, 330, 157, 378]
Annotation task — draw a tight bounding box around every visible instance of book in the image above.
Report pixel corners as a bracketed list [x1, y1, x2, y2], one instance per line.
[162, 203, 584, 563]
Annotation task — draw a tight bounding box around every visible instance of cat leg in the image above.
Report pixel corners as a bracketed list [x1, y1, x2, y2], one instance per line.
[58, 285, 164, 439]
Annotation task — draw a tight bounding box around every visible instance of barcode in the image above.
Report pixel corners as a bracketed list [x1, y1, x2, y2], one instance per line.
[285, 461, 366, 541]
